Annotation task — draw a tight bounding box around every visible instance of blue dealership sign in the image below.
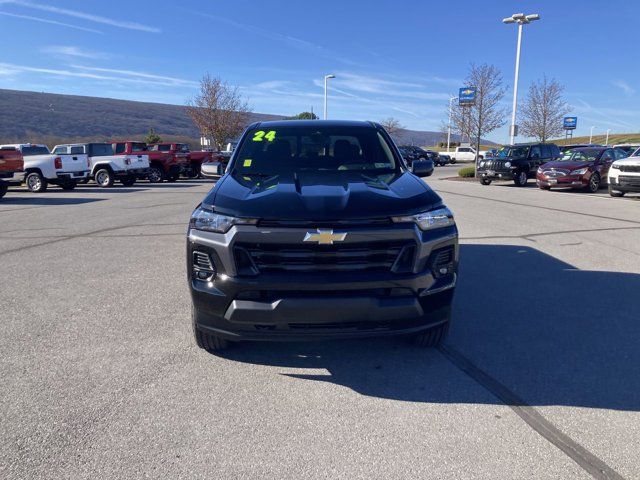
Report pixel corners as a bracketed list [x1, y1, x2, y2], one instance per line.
[563, 117, 577, 130]
[459, 87, 476, 106]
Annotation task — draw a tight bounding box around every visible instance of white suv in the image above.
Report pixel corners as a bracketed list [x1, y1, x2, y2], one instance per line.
[608, 154, 640, 197]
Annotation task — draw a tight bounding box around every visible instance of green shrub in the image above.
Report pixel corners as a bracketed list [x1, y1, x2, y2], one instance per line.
[458, 166, 475, 178]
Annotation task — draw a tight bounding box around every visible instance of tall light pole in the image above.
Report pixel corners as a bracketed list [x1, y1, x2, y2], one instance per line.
[590, 126, 595, 144]
[447, 95, 455, 152]
[323, 74, 335, 120]
[503, 13, 540, 145]
[605, 129, 611, 145]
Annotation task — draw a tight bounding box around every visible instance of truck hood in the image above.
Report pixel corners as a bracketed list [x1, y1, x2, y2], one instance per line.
[204, 171, 442, 220]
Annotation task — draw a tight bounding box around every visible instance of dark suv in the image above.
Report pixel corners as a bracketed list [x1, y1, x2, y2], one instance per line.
[187, 120, 458, 351]
[477, 143, 561, 187]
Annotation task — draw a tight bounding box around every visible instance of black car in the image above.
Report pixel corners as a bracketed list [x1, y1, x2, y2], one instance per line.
[477, 142, 561, 187]
[187, 120, 458, 351]
[400, 146, 448, 166]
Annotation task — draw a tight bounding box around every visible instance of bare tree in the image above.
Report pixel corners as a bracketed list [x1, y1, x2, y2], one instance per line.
[186, 73, 251, 150]
[450, 64, 507, 162]
[519, 76, 569, 142]
[379, 117, 404, 139]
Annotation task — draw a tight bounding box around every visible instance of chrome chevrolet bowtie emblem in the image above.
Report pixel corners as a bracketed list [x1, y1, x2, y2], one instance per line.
[303, 229, 347, 245]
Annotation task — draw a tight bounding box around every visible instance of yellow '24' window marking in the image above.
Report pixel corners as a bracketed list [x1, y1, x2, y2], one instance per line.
[252, 130, 276, 142]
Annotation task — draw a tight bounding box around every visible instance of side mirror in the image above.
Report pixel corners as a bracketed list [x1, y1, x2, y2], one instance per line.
[411, 159, 434, 177]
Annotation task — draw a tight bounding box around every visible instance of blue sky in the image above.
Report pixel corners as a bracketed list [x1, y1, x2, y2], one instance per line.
[0, 0, 638, 142]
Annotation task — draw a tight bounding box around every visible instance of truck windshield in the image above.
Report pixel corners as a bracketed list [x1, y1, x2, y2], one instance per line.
[231, 126, 398, 176]
[22, 146, 50, 156]
[131, 143, 147, 152]
[559, 149, 601, 162]
[496, 146, 529, 158]
[89, 144, 114, 156]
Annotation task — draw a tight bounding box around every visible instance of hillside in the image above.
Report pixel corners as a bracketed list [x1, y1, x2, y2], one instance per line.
[0, 88, 493, 147]
[550, 133, 640, 146]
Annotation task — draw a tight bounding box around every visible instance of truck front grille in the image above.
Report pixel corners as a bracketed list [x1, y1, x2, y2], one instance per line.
[234, 240, 415, 274]
[483, 160, 508, 171]
[619, 165, 640, 173]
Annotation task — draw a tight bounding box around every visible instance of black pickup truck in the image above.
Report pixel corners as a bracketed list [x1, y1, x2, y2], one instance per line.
[187, 120, 459, 351]
[477, 143, 561, 187]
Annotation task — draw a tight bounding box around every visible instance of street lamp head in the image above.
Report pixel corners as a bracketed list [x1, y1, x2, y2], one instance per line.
[502, 17, 516, 24]
[325, 74, 336, 80]
[525, 14, 540, 22]
[504, 12, 540, 25]
[512, 13, 526, 20]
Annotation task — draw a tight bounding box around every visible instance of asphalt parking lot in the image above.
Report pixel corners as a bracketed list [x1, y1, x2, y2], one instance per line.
[1, 171, 639, 479]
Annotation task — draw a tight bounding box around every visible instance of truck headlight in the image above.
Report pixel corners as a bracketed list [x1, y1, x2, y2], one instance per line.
[611, 163, 620, 170]
[189, 206, 257, 233]
[571, 167, 588, 175]
[391, 207, 455, 231]
[504, 161, 512, 168]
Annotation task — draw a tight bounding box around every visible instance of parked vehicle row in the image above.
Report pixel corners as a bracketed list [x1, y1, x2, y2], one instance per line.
[0, 140, 225, 198]
[476, 142, 638, 197]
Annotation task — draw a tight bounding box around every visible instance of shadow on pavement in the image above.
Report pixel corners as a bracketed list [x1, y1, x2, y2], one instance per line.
[0, 196, 107, 206]
[217, 244, 640, 411]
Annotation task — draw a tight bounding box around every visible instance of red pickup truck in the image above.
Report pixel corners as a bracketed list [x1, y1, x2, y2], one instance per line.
[112, 141, 183, 183]
[149, 143, 216, 178]
[0, 147, 25, 199]
[147, 143, 191, 181]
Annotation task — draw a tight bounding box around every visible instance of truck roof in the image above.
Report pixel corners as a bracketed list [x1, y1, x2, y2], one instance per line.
[250, 119, 376, 129]
[1, 143, 47, 148]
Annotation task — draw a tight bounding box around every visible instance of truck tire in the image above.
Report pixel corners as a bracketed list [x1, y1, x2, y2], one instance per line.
[608, 185, 625, 197]
[95, 168, 114, 188]
[479, 177, 492, 186]
[120, 176, 136, 187]
[413, 322, 450, 347]
[513, 170, 528, 187]
[587, 173, 600, 193]
[450, 158, 457, 164]
[26, 172, 48, 193]
[0, 182, 7, 199]
[60, 181, 77, 191]
[192, 305, 228, 352]
[167, 173, 179, 183]
[148, 166, 164, 183]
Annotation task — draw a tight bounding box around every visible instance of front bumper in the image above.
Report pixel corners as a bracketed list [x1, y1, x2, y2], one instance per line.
[536, 174, 587, 189]
[188, 223, 458, 341]
[477, 169, 516, 181]
[609, 174, 640, 192]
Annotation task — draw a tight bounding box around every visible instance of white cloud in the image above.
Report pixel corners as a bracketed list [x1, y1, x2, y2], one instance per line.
[41, 45, 110, 60]
[2, 0, 160, 33]
[612, 80, 635, 96]
[70, 65, 199, 88]
[0, 62, 198, 89]
[0, 11, 102, 33]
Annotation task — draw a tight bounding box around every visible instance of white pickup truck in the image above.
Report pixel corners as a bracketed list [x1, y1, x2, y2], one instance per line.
[438, 146, 486, 163]
[53, 143, 150, 187]
[0, 143, 90, 192]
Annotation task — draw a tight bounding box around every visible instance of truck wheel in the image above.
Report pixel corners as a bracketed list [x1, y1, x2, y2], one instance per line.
[0, 182, 7, 199]
[26, 172, 48, 193]
[95, 168, 114, 188]
[587, 173, 600, 193]
[167, 173, 179, 183]
[413, 322, 450, 348]
[120, 176, 136, 187]
[450, 158, 457, 164]
[148, 167, 164, 183]
[514, 170, 528, 187]
[479, 177, 492, 186]
[60, 181, 76, 191]
[192, 305, 228, 352]
[608, 185, 625, 197]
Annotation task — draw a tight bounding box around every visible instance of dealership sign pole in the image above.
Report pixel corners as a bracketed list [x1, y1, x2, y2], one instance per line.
[563, 116, 577, 142]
